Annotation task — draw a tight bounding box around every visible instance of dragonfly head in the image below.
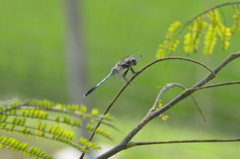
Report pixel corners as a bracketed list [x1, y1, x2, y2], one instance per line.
[131, 58, 138, 66]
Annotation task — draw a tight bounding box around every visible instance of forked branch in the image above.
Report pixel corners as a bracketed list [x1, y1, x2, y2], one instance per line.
[96, 52, 240, 159]
[80, 57, 215, 159]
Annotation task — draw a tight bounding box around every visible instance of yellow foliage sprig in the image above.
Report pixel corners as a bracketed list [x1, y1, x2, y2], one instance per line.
[203, 9, 232, 55]
[159, 3, 240, 58]
[156, 100, 169, 121]
[156, 21, 182, 59]
[204, 24, 217, 56]
[231, 9, 240, 35]
[184, 16, 208, 54]
[218, 24, 231, 50]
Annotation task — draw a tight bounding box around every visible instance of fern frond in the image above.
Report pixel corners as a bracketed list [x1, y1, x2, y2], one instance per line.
[0, 136, 53, 159]
[0, 99, 115, 158]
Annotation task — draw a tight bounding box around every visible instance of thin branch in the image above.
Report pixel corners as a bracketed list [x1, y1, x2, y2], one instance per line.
[153, 83, 207, 122]
[152, 83, 177, 110]
[128, 138, 240, 147]
[80, 57, 214, 158]
[173, 84, 207, 122]
[96, 52, 240, 159]
[153, 52, 240, 118]
[189, 81, 240, 91]
[187, 1, 240, 24]
[91, 57, 212, 137]
[189, 93, 207, 122]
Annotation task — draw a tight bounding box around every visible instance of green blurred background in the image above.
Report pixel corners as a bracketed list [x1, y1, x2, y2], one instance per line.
[0, 0, 240, 158]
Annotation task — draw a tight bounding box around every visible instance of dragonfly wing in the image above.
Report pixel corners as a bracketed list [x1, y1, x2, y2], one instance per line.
[134, 55, 143, 63]
[113, 69, 124, 81]
[116, 52, 135, 66]
[113, 66, 132, 82]
[111, 66, 123, 80]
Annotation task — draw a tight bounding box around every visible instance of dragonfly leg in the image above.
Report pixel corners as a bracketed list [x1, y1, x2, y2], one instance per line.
[122, 68, 136, 85]
[122, 68, 129, 82]
[130, 66, 140, 75]
[129, 66, 135, 74]
[128, 66, 138, 85]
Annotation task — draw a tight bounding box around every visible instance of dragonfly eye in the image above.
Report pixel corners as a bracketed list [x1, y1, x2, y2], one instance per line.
[131, 58, 137, 65]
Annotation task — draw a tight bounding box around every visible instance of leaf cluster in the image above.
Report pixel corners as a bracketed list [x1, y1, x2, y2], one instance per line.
[156, 2, 240, 58]
[0, 99, 114, 158]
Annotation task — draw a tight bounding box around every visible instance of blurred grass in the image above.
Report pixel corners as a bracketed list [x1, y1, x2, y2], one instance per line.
[0, 0, 66, 102]
[0, 0, 240, 158]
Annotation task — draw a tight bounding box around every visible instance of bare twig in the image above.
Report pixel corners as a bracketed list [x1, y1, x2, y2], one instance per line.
[189, 93, 207, 122]
[172, 84, 207, 122]
[153, 83, 207, 121]
[152, 52, 240, 117]
[80, 56, 214, 158]
[187, 1, 240, 24]
[127, 138, 240, 147]
[96, 52, 240, 159]
[189, 81, 240, 91]
[152, 83, 177, 110]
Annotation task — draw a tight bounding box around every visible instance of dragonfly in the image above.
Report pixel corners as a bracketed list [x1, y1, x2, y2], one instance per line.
[83, 52, 142, 97]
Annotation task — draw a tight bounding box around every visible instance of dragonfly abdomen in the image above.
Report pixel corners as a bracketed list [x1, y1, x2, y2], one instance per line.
[83, 72, 112, 97]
